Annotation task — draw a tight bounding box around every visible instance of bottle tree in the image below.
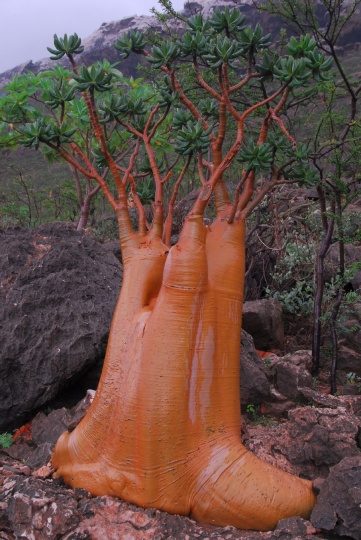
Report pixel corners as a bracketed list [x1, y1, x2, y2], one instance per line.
[4, 9, 332, 530]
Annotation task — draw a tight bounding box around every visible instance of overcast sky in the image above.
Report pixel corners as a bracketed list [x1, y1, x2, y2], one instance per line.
[0, 0, 185, 73]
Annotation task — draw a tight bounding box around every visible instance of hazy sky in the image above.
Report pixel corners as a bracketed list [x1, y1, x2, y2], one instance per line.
[0, 0, 185, 73]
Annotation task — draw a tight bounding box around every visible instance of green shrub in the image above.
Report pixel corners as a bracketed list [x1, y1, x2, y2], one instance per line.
[0, 432, 13, 449]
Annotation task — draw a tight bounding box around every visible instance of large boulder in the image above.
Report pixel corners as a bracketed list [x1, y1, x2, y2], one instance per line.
[0, 223, 122, 431]
[240, 330, 272, 406]
[242, 298, 284, 350]
[275, 406, 361, 478]
[246, 402, 361, 480]
[311, 456, 361, 539]
[270, 351, 313, 400]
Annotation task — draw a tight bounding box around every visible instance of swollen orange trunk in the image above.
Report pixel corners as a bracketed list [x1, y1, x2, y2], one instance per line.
[52, 215, 315, 530]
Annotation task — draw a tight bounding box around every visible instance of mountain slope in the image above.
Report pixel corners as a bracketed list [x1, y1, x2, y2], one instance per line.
[1, 0, 360, 86]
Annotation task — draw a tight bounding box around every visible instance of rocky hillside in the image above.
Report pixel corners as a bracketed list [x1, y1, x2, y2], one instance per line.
[1, 0, 360, 86]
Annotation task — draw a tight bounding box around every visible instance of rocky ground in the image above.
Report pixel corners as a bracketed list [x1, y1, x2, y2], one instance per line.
[1, 387, 361, 539]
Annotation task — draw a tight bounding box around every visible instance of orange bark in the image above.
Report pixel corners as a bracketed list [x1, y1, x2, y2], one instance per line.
[52, 214, 315, 530]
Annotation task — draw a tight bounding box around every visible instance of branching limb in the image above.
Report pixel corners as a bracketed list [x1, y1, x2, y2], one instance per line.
[190, 119, 246, 216]
[121, 140, 141, 186]
[148, 104, 170, 142]
[163, 154, 192, 246]
[269, 109, 296, 147]
[169, 70, 211, 133]
[50, 142, 118, 211]
[128, 173, 147, 235]
[194, 59, 222, 102]
[243, 159, 297, 218]
[197, 151, 207, 185]
[84, 90, 129, 211]
[227, 170, 250, 224]
[220, 64, 243, 122]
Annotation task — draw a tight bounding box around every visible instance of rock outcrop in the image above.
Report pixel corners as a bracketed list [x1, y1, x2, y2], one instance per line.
[1, 0, 361, 88]
[240, 330, 272, 405]
[246, 401, 361, 480]
[0, 223, 122, 430]
[2, 394, 360, 538]
[242, 298, 284, 350]
[311, 456, 361, 540]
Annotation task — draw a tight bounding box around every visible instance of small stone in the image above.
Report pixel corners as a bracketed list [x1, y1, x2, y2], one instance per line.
[32, 465, 54, 479]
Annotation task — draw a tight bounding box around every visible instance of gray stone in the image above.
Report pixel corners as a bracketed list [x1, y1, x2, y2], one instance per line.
[273, 517, 317, 539]
[311, 456, 361, 539]
[242, 298, 284, 350]
[270, 351, 313, 400]
[240, 331, 271, 406]
[277, 406, 361, 478]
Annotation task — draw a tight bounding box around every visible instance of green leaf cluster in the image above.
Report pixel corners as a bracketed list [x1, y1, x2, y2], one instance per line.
[198, 98, 218, 119]
[139, 154, 166, 176]
[19, 118, 76, 149]
[237, 23, 271, 55]
[172, 109, 194, 129]
[0, 433, 13, 449]
[47, 33, 84, 60]
[114, 31, 147, 59]
[175, 120, 212, 155]
[239, 142, 273, 172]
[203, 35, 244, 69]
[45, 83, 75, 109]
[73, 64, 113, 92]
[209, 7, 246, 34]
[136, 177, 156, 204]
[178, 30, 209, 57]
[148, 42, 180, 69]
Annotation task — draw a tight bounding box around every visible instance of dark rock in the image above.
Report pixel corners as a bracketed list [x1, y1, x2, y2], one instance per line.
[273, 517, 318, 539]
[298, 387, 344, 409]
[260, 400, 295, 418]
[4, 394, 95, 472]
[311, 456, 361, 539]
[274, 363, 312, 400]
[31, 409, 73, 446]
[67, 390, 96, 432]
[0, 474, 81, 539]
[240, 331, 271, 406]
[300, 387, 361, 413]
[242, 298, 284, 350]
[338, 345, 361, 377]
[281, 350, 313, 371]
[277, 406, 361, 478]
[247, 405, 361, 480]
[0, 459, 325, 540]
[270, 351, 313, 401]
[312, 477, 325, 495]
[5, 439, 54, 471]
[0, 223, 122, 430]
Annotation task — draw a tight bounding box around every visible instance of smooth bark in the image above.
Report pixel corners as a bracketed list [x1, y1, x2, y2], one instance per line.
[52, 214, 315, 530]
